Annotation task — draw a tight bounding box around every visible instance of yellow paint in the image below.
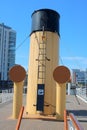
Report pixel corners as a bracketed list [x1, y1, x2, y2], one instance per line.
[26, 31, 59, 115]
[13, 82, 23, 119]
[56, 83, 66, 120]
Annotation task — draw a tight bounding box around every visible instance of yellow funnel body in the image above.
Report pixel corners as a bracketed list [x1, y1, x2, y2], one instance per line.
[26, 31, 59, 115]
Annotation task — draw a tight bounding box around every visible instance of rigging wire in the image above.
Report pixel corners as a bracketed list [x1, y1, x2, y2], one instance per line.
[15, 34, 29, 51]
[59, 55, 73, 71]
[62, 44, 82, 105]
[62, 44, 82, 70]
[15, 34, 29, 70]
[59, 55, 64, 65]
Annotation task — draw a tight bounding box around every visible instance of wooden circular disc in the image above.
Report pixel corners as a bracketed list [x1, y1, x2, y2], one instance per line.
[9, 65, 26, 82]
[53, 66, 70, 83]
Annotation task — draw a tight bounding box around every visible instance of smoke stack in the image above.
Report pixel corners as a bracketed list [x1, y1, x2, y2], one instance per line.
[26, 9, 60, 115]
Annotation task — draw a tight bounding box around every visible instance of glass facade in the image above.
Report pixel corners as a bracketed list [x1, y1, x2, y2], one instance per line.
[8, 31, 16, 72]
[72, 69, 87, 86]
[0, 23, 16, 84]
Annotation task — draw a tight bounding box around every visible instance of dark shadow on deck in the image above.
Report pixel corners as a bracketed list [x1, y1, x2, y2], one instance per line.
[22, 118, 64, 122]
[78, 120, 87, 123]
[68, 110, 87, 117]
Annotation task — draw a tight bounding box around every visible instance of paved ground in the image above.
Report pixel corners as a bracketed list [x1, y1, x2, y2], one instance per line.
[0, 100, 17, 130]
[66, 95, 87, 129]
[0, 95, 87, 130]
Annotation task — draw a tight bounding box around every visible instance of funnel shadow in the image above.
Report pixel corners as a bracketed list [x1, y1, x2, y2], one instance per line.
[68, 110, 87, 117]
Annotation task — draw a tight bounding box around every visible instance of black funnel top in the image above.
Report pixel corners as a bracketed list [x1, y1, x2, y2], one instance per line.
[31, 9, 60, 35]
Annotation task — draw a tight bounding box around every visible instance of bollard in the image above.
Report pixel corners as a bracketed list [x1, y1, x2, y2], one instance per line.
[9, 65, 26, 119]
[53, 66, 70, 120]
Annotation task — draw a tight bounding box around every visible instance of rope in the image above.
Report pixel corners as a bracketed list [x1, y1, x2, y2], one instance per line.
[59, 56, 64, 65]
[61, 44, 82, 70]
[16, 35, 29, 51]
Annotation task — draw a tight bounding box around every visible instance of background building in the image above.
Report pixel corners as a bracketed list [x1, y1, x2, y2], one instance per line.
[0, 23, 16, 88]
[72, 69, 87, 86]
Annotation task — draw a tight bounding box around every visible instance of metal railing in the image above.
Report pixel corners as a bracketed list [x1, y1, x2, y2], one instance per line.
[0, 93, 13, 103]
[16, 106, 24, 130]
[64, 110, 84, 130]
[0, 87, 27, 104]
[0, 89, 13, 103]
[76, 87, 87, 101]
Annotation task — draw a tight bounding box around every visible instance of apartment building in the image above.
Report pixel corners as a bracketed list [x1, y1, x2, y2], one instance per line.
[0, 23, 16, 87]
[72, 69, 87, 86]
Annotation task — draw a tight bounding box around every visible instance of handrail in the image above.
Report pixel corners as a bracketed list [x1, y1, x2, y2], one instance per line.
[0, 93, 13, 103]
[15, 106, 24, 130]
[64, 110, 68, 130]
[69, 113, 84, 130]
[64, 110, 84, 130]
[76, 87, 87, 100]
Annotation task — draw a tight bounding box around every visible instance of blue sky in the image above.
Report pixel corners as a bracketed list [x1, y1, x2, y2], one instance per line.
[0, 0, 87, 71]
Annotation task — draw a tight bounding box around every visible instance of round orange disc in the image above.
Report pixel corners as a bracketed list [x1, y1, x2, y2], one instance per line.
[53, 66, 70, 83]
[9, 65, 26, 82]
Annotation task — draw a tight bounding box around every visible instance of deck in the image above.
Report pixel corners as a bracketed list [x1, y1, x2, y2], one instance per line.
[0, 95, 87, 130]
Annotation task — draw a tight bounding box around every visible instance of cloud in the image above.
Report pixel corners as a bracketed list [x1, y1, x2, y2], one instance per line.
[61, 56, 87, 68]
[62, 56, 87, 61]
